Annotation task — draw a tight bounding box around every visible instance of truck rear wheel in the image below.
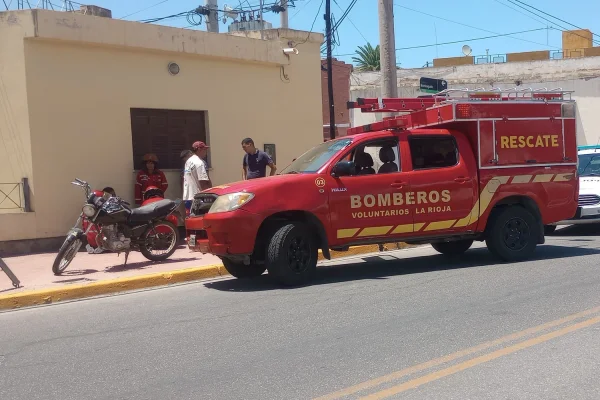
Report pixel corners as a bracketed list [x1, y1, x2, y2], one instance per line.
[485, 205, 539, 261]
[266, 222, 318, 286]
[221, 258, 266, 279]
[431, 239, 473, 255]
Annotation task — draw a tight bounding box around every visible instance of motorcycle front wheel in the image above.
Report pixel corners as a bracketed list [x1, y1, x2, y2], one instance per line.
[52, 235, 82, 275]
[140, 221, 179, 262]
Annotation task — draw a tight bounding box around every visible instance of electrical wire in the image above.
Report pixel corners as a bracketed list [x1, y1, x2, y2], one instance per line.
[492, 0, 549, 27]
[119, 0, 172, 20]
[333, 27, 550, 57]
[320, 0, 359, 53]
[394, 3, 559, 49]
[295, 0, 323, 46]
[511, 0, 599, 39]
[333, 0, 367, 43]
[504, 0, 600, 46]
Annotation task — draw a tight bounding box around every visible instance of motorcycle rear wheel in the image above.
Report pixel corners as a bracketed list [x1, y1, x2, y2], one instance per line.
[140, 221, 179, 262]
[52, 235, 82, 275]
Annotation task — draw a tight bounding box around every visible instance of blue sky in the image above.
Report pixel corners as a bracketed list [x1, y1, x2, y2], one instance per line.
[33, 0, 600, 68]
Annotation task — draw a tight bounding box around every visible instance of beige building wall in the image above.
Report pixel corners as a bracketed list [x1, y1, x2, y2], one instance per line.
[0, 10, 324, 242]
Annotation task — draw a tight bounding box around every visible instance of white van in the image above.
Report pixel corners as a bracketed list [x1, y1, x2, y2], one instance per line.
[546, 145, 600, 234]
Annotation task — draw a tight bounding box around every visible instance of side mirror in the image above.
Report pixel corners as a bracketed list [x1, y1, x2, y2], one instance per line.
[332, 161, 355, 177]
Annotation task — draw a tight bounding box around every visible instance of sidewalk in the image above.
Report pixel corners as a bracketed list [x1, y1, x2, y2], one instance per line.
[0, 244, 222, 294]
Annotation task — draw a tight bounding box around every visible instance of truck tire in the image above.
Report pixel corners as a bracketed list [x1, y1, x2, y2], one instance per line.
[431, 239, 473, 255]
[485, 205, 539, 262]
[544, 225, 557, 235]
[221, 257, 266, 279]
[266, 222, 318, 286]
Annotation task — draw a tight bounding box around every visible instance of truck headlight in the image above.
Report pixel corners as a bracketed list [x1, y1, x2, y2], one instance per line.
[208, 192, 255, 214]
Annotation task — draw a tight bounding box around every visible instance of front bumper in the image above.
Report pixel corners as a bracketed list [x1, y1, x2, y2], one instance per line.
[185, 208, 263, 256]
[549, 204, 600, 225]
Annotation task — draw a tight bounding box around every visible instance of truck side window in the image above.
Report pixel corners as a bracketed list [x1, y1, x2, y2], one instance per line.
[351, 139, 400, 175]
[409, 136, 458, 170]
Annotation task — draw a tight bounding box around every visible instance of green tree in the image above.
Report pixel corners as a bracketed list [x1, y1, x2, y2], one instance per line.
[352, 43, 380, 72]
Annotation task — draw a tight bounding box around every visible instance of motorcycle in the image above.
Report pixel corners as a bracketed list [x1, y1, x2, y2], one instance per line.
[52, 178, 182, 275]
[141, 186, 181, 231]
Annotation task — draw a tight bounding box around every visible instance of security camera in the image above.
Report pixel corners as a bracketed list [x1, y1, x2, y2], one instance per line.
[283, 47, 299, 55]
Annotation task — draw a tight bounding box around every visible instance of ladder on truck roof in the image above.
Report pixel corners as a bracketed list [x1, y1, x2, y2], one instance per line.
[345, 87, 575, 135]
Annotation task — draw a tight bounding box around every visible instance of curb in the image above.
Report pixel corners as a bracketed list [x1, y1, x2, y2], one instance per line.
[0, 243, 408, 310]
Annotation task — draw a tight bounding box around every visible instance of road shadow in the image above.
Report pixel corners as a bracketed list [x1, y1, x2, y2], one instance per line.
[104, 257, 198, 273]
[203, 244, 600, 293]
[550, 224, 600, 237]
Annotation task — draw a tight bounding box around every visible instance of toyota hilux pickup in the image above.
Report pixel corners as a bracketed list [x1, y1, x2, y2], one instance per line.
[185, 88, 579, 286]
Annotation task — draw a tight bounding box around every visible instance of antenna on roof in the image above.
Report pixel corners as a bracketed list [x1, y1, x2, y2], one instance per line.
[462, 45, 472, 56]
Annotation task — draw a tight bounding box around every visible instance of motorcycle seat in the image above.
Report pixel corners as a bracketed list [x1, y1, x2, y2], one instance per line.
[129, 199, 177, 223]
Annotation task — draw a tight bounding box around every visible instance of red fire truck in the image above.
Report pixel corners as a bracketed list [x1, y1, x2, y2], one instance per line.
[185, 88, 579, 286]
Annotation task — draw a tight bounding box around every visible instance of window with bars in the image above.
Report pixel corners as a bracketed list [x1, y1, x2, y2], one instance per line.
[130, 108, 209, 170]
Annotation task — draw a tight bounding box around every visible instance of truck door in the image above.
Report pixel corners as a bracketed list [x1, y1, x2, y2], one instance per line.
[405, 133, 478, 234]
[328, 136, 413, 245]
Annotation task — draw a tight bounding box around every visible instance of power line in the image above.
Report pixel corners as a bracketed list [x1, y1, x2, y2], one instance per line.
[492, 0, 549, 27]
[333, 27, 549, 57]
[333, 0, 367, 43]
[295, 0, 323, 45]
[504, 0, 600, 46]
[120, 0, 171, 20]
[394, 4, 559, 49]
[511, 0, 599, 39]
[290, 0, 314, 20]
[320, 0, 359, 52]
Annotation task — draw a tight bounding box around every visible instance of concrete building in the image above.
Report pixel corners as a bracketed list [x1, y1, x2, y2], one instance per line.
[350, 30, 600, 147]
[0, 9, 323, 250]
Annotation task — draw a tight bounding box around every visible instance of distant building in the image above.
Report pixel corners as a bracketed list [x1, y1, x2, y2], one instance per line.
[321, 58, 353, 140]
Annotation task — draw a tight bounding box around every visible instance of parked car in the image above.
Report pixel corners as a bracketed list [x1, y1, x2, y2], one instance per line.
[545, 145, 600, 234]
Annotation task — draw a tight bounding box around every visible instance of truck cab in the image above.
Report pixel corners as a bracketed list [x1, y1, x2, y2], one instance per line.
[185, 88, 579, 286]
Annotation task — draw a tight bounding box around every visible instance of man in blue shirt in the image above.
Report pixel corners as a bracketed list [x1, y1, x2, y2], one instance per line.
[241, 137, 277, 180]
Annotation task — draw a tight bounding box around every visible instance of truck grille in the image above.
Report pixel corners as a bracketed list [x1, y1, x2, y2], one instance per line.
[190, 194, 218, 216]
[578, 194, 600, 206]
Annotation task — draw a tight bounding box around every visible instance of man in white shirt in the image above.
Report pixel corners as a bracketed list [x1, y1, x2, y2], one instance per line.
[180, 142, 212, 213]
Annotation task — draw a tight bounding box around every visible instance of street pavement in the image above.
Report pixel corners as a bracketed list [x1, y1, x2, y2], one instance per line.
[1, 225, 600, 399]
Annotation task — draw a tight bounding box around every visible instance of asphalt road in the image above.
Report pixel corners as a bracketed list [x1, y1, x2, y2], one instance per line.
[2, 225, 600, 400]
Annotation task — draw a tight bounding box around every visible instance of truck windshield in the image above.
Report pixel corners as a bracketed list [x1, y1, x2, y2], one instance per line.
[279, 138, 353, 174]
[578, 153, 600, 176]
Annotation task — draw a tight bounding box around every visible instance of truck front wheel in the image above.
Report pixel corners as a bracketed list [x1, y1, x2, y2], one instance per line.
[266, 222, 318, 286]
[485, 205, 539, 261]
[221, 258, 266, 279]
[431, 239, 473, 255]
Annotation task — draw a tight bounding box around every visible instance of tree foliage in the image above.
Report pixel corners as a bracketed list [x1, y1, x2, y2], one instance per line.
[352, 43, 380, 72]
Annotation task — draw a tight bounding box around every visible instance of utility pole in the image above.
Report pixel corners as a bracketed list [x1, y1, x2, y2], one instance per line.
[378, 0, 398, 103]
[280, 0, 289, 28]
[205, 0, 219, 33]
[325, 0, 336, 140]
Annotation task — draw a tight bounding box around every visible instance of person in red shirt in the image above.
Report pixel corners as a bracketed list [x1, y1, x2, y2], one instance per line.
[135, 153, 168, 205]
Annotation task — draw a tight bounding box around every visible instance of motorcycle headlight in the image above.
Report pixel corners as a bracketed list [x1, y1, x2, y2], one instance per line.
[208, 192, 255, 214]
[82, 204, 97, 217]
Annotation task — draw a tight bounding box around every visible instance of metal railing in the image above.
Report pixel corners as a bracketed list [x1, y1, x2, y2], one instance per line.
[0, 178, 31, 212]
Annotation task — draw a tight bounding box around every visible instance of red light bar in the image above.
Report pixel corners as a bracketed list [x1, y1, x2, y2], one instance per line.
[347, 97, 439, 113]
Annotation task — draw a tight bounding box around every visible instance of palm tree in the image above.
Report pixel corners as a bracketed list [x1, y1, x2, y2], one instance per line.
[352, 43, 380, 72]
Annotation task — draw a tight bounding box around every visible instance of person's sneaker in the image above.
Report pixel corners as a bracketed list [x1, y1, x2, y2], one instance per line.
[86, 244, 95, 254]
